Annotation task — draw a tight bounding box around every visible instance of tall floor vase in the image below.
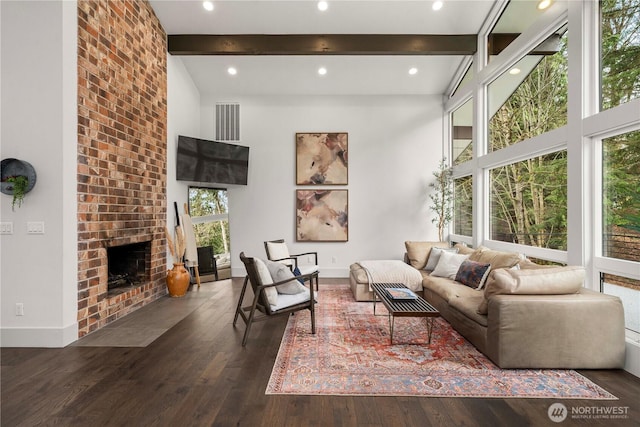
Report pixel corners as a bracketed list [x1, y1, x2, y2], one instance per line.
[166, 262, 190, 297]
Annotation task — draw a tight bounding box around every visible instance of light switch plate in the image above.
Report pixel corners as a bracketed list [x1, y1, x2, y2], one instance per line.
[27, 222, 45, 234]
[0, 222, 13, 234]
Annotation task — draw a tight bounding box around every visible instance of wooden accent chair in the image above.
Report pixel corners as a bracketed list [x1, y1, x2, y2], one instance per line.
[234, 252, 318, 346]
[264, 239, 319, 290]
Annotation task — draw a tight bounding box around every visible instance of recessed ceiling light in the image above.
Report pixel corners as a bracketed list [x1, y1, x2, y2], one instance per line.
[227, 67, 237, 76]
[203, 1, 214, 12]
[432, 1, 443, 11]
[318, 67, 327, 76]
[537, 0, 552, 10]
[409, 67, 418, 75]
[318, 1, 328, 11]
[509, 67, 521, 75]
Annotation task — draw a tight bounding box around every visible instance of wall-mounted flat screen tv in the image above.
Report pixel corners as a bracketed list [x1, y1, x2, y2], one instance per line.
[176, 135, 249, 186]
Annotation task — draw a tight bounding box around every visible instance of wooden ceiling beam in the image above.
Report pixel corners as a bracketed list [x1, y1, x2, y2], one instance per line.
[168, 34, 477, 56]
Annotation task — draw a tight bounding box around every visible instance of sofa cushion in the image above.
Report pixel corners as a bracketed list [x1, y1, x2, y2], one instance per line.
[454, 243, 476, 255]
[423, 276, 475, 302]
[469, 246, 522, 270]
[448, 294, 488, 327]
[430, 251, 469, 279]
[425, 247, 458, 270]
[477, 266, 585, 314]
[405, 241, 449, 270]
[455, 260, 492, 289]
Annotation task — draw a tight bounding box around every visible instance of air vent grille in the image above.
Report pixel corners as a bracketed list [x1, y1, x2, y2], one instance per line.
[215, 103, 240, 142]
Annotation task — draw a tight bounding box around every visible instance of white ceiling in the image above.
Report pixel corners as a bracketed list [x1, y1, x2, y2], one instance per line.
[148, 1, 543, 96]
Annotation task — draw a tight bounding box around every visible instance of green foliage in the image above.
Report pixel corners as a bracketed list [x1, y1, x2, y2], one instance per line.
[601, 0, 640, 109]
[603, 131, 640, 232]
[454, 175, 473, 236]
[488, 31, 569, 249]
[429, 158, 454, 242]
[188, 188, 230, 255]
[7, 175, 28, 211]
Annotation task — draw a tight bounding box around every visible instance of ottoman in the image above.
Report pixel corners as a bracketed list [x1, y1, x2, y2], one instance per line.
[349, 261, 424, 301]
[349, 263, 375, 301]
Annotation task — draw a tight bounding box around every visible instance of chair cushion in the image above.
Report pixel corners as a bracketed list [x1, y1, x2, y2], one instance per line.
[425, 247, 458, 270]
[271, 290, 317, 312]
[266, 241, 292, 266]
[265, 260, 308, 294]
[297, 264, 319, 276]
[254, 258, 278, 306]
[430, 251, 470, 279]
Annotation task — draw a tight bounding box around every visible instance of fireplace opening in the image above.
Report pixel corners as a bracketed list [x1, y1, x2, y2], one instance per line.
[107, 241, 151, 295]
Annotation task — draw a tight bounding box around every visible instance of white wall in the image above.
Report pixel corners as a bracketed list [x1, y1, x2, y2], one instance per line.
[199, 95, 444, 277]
[166, 55, 201, 233]
[0, 1, 78, 346]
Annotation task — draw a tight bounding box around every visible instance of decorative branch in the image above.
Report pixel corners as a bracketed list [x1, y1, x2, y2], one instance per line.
[165, 225, 186, 264]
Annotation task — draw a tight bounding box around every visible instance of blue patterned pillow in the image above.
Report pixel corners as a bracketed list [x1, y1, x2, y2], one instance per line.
[455, 260, 492, 290]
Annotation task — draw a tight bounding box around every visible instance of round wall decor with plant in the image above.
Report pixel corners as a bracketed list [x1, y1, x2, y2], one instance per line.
[1, 158, 37, 211]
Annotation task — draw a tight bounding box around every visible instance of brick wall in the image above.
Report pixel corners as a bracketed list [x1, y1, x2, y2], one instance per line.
[77, 0, 167, 337]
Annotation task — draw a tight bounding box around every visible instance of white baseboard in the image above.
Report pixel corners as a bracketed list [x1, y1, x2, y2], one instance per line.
[0, 323, 78, 347]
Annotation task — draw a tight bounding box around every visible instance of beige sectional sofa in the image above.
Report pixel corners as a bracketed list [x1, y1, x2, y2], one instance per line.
[350, 241, 626, 369]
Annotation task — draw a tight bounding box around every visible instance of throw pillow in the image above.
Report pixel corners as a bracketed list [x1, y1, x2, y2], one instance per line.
[254, 258, 278, 306]
[404, 241, 449, 270]
[430, 251, 470, 279]
[454, 260, 492, 289]
[292, 266, 304, 284]
[425, 247, 458, 270]
[265, 260, 308, 294]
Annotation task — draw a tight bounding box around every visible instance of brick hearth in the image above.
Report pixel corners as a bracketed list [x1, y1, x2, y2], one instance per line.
[76, 0, 167, 337]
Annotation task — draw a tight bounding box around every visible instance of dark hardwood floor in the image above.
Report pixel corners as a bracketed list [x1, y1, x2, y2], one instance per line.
[2, 278, 639, 426]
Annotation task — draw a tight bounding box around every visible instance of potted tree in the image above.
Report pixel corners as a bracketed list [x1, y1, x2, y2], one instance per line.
[429, 158, 454, 242]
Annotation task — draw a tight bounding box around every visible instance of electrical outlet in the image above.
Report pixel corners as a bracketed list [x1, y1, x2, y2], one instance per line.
[27, 222, 45, 234]
[0, 222, 13, 234]
[15, 303, 24, 316]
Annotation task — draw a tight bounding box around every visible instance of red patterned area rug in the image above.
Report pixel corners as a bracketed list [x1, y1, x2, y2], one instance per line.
[266, 285, 616, 399]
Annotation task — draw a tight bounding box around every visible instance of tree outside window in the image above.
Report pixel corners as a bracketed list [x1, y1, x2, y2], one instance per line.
[188, 187, 230, 256]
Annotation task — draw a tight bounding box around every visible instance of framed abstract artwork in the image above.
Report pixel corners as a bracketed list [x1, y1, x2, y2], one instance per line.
[296, 190, 348, 242]
[296, 133, 348, 185]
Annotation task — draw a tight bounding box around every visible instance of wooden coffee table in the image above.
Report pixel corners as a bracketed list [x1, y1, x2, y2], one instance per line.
[371, 283, 440, 344]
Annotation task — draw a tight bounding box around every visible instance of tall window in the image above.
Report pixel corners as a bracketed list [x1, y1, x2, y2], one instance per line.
[188, 187, 230, 256]
[454, 175, 473, 236]
[488, 29, 568, 152]
[451, 61, 473, 97]
[600, 0, 640, 111]
[490, 151, 567, 250]
[602, 130, 640, 262]
[451, 99, 473, 166]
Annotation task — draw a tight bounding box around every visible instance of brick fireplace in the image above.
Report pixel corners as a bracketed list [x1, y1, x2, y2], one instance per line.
[76, 0, 168, 337]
